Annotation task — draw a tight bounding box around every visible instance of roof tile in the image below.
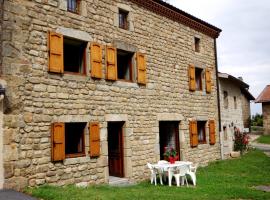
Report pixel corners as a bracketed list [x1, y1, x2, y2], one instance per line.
[255, 85, 270, 103]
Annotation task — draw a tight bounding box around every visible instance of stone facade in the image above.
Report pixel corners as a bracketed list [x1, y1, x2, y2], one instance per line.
[262, 103, 270, 135]
[0, 0, 221, 190]
[219, 74, 254, 158]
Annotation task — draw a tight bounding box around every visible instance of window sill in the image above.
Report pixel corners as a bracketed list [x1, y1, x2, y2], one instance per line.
[113, 80, 139, 88]
[64, 71, 87, 77]
[199, 142, 207, 145]
[65, 152, 86, 159]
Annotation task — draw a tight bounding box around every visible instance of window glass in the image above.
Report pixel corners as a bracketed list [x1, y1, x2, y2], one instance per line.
[224, 91, 228, 109]
[195, 68, 203, 90]
[67, 0, 79, 13]
[195, 37, 200, 52]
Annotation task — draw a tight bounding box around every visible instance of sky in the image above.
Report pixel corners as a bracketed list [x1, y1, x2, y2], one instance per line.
[168, 0, 270, 115]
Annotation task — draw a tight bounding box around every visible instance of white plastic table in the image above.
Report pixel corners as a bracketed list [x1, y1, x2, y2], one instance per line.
[152, 161, 192, 186]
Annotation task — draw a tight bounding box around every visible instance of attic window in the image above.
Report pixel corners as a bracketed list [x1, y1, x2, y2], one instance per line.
[224, 91, 229, 109]
[119, 9, 129, 30]
[67, 0, 80, 14]
[195, 37, 200, 52]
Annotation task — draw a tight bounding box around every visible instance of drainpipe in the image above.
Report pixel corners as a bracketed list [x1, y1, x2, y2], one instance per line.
[214, 39, 224, 160]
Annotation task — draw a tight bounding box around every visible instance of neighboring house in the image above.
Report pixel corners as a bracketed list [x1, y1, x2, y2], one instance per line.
[0, 0, 222, 190]
[218, 72, 254, 158]
[255, 85, 270, 135]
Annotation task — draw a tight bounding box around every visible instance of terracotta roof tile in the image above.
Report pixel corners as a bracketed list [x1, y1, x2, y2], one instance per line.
[255, 85, 270, 103]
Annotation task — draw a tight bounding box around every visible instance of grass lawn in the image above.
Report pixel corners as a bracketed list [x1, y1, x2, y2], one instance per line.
[256, 135, 270, 144]
[27, 150, 270, 200]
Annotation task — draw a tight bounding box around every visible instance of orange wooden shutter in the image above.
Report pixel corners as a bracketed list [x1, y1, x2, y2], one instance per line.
[205, 68, 212, 93]
[89, 122, 100, 157]
[48, 31, 64, 73]
[209, 120, 216, 145]
[137, 53, 147, 84]
[51, 123, 65, 161]
[189, 64, 196, 91]
[106, 46, 117, 80]
[90, 43, 103, 78]
[189, 120, 198, 148]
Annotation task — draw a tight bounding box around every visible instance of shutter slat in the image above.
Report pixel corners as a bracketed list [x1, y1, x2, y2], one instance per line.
[106, 46, 117, 80]
[209, 120, 216, 145]
[49, 32, 64, 73]
[189, 121, 198, 147]
[51, 123, 65, 161]
[206, 68, 212, 93]
[137, 53, 147, 84]
[189, 64, 196, 91]
[91, 43, 103, 78]
[89, 122, 100, 157]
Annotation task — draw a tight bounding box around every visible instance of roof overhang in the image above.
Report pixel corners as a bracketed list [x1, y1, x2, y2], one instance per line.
[130, 0, 222, 38]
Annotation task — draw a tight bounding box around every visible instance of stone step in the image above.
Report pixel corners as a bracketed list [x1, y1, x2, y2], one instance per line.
[109, 176, 135, 187]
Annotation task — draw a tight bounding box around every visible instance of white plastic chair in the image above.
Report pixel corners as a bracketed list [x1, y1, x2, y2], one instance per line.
[147, 163, 163, 185]
[173, 165, 189, 187]
[157, 160, 169, 182]
[186, 164, 198, 186]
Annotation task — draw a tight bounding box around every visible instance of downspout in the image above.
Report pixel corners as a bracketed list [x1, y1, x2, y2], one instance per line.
[214, 38, 224, 160]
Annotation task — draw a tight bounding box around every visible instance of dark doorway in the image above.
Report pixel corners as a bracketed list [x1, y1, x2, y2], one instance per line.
[108, 122, 124, 177]
[159, 121, 180, 160]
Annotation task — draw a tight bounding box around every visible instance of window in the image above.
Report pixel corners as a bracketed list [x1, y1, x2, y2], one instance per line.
[195, 37, 200, 52]
[117, 49, 134, 81]
[234, 96, 237, 109]
[65, 123, 86, 157]
[224, 91, 228, 109]
[197, 121, 206, 144]
[67, 0, 80, 13]
[64, 38, 87, 74]
[223, 125, 228, 140]
[119, 9, 129, 30]
[195, 68, 203, 90]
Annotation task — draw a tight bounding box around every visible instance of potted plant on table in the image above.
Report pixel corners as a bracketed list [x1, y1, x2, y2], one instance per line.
[163, 146, 179, 164]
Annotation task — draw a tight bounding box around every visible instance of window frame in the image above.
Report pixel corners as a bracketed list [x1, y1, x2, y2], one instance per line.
[63, 37, 87, 76]
[67, 0, 81, 14]
[65, 122, 86, 159]
[197, 121, 207, 144]
[117, 49, 134, 82]
[195, 67, 203, 91]
[224, 91, 229, 109]
[118, 9, 129, 30]
[194, 37, 200, 53]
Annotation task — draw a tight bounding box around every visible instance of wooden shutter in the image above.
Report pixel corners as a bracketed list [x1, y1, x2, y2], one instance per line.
[89, 122, 100, 157]
[205, 68, 212, 93]
[189, 64, 196, 91]
[106, 46, 117, 80]
[137, 53, 147, 84]
[209, 120, 216, 145]
[90, 43, 103, 78]
[51, 123, 65, 161]
[189, 120, 198, 148]
[48, 31, 64, 73]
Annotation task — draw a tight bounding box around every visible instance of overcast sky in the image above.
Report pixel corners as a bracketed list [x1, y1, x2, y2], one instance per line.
[169, 0, 270, 115]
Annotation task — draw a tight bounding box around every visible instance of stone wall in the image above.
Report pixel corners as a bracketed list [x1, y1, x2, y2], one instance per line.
[219, 79, 244, 157]
[0, 0, 3, 74]
[1, 0, 220, 189]
[262, 103, 270, 135]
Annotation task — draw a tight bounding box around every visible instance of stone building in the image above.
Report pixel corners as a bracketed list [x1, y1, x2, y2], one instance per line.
[218, 72, 254, 158]
[255, 85, 270, 135]
[0, 0, 222, 190]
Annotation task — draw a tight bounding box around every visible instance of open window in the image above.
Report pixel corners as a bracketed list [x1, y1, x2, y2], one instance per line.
[67, 0, 80, 14]
[195, 68, 203, 90]
[65, 122, 86, 158]
[117, 49, 134, 81]
[119, 9, 129, 30]
[64, 37, 87, 75]
[197, 121, 206, 144]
